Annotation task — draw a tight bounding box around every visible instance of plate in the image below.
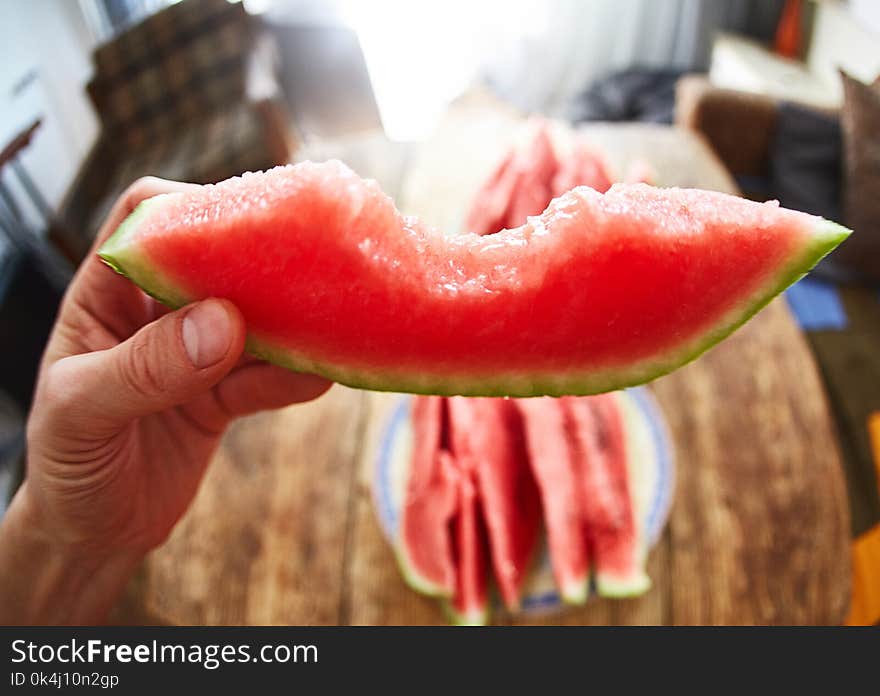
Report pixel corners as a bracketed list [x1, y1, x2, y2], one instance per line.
[373, 388, 675, 614]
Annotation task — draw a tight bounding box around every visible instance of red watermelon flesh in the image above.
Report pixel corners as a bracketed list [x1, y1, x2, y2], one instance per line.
[505, 124, 561, 228]
[466, 120, 560, 236]
[464, 148, 517, 236]
[564, 394, 649, 596]
[99, 160, 850, 398]
[448, 397, 542, 611]
[398, 396, 457, 596]
[446, 463, 490, 625]
[516, 397, 591, 604]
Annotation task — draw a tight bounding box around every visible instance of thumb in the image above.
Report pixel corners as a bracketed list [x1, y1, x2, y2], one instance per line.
[44, 299, 246, 433]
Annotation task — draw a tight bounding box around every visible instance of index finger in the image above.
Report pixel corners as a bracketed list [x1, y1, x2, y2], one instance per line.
[49, 178, 201, 353]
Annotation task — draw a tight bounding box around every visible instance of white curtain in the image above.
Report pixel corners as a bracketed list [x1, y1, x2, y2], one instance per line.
[483, 0, 725, 116]
[262, 0, 779, 139]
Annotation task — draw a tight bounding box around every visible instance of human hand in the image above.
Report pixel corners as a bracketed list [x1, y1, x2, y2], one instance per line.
[0, 178, 331, 624]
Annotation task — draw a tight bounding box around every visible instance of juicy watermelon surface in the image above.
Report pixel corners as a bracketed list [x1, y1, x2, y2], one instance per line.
[100, 160, 849, 397]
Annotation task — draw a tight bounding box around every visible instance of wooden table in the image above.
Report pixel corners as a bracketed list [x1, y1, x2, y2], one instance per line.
[115, 97, 851, 625]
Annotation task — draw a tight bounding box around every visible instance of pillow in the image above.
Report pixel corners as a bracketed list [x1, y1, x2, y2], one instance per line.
[769, 101, 842, 221]
[837, 71, 880, 283]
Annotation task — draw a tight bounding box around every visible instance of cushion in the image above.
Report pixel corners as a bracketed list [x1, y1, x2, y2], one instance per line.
[769, 101, 842, 222]
[837, 71, 880, 283]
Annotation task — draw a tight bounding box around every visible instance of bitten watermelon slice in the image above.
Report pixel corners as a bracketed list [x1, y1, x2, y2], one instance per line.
[565, 395, 650, 596]
[397, 396, 457, 596]
[448, 397, 542, 611]
[516, 397, 591, 604]
[99, 160, 849, 398]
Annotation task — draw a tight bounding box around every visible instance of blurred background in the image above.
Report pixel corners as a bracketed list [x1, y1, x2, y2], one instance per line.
[1, 0, 878, 625]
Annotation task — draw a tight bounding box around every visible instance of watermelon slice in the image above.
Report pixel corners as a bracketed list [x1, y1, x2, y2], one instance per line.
[447, 397, 542, 611]
[466, 120, 560, 236]
[564, 395, 650, 596]
[551, 140, 613, 196]
[623, 159, 656, 185]
[505, 124, 561, 227]
[444, 465, 491, 626]
[397, 396, 457, 596]
[516, 397, 591, 604]
[464, 148, 518, 236]
[99, 160, 849, 398]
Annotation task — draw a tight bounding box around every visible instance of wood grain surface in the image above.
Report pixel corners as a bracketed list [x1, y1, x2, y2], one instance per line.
[115, 94, 851, 625]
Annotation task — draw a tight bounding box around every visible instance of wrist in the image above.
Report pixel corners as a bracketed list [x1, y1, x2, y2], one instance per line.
[0, 482, 143, 624]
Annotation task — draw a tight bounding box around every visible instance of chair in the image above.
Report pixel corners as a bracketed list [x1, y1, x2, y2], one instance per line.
[57, 0, 295, 260]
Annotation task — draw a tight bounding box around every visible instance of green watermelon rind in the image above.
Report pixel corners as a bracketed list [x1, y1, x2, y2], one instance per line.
[99, 197, 850, 398]
[392, 539, 454, 599]
[380, 406, 456, 599]
[596, 567, 652, 598]
[98, 196, 192, 308]
[440, 599, 490, 627]
[559, 577, 590, 605]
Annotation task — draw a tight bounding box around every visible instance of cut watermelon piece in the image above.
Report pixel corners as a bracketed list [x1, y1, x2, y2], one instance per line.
[551, 140, 613, 195]
[397, 397, 457, 597]
[444, 466, 490, 626]
[466, 120, 560, 236]
[564, 395, 650, 596]
[99, 160, 850, 398]
[448, 397, 542, 611]
[624, 159, 656, 185]
[516, 397, 591, 604]
[505, 124, 561, 227]
[464, 148, 518, 236]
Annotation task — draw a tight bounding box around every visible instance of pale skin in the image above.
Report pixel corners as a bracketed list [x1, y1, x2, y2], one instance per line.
[0, 178, 331, 624]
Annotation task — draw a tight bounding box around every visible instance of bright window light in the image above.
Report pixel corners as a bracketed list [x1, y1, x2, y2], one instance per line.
[341, 0, 548, 141]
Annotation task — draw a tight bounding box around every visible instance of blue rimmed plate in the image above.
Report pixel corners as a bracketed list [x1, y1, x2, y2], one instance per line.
[373, 387, 675, 614]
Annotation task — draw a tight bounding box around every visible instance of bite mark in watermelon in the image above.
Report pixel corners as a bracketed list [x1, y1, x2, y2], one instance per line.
[397, 396, 457, 597]
[99, 160, 849, 398]
[448, 397, 542, 611]
[564, 395, 650, 596]
[516, 397, 591, 604]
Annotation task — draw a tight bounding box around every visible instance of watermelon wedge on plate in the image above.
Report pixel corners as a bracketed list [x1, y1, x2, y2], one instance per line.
[551, 139, 614, 196]
[564, 395, 650, 597]
[447, 397, 542, 611]
[443, 463, 490, 626]
[99, 160, 849, 398]
[516, 397, 591, 604]
[397, 396, 457, 597]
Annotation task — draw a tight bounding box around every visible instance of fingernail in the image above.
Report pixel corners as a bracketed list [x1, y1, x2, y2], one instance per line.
[182, 300, 233, 368]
